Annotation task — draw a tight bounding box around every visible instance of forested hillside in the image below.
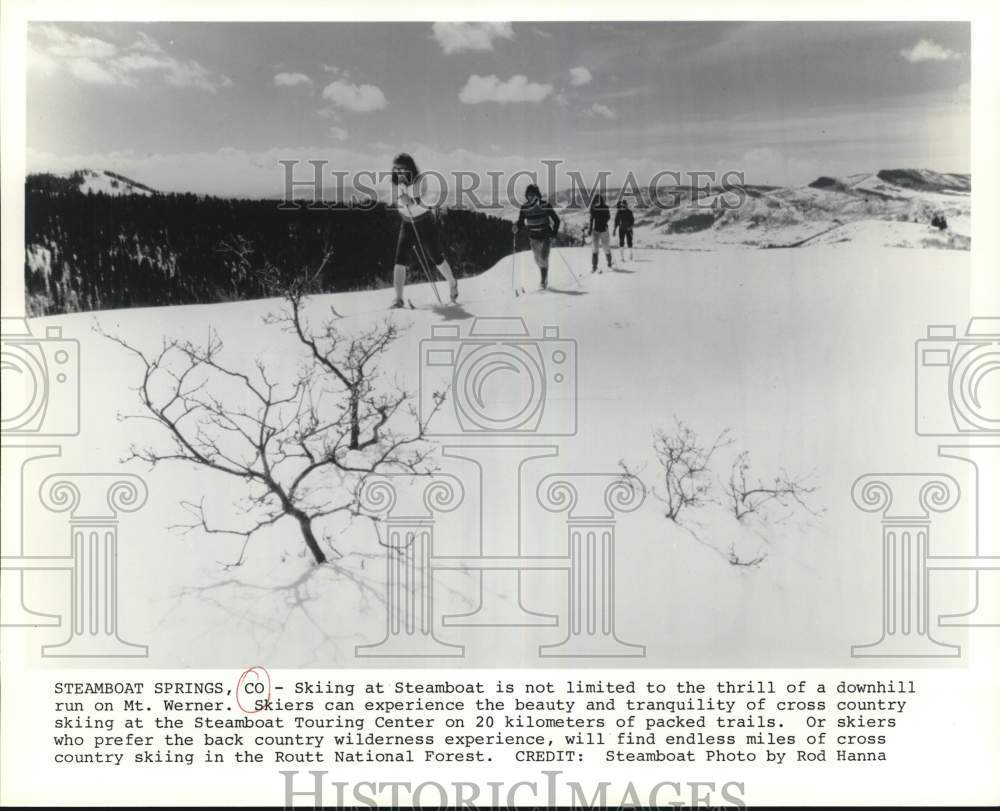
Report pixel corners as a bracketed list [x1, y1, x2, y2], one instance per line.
[24, 175, 520, 315]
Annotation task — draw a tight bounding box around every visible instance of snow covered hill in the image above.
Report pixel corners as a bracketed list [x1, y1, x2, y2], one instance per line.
[872, 168, 970, 194]
[551, 169, 970, 251]
[18, 242, 974, 668]
[27, 168, 158, 196]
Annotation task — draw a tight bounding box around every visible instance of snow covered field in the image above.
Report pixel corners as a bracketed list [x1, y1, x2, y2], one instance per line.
[10, 243, 975, 668]
[553, 169, 971, 251]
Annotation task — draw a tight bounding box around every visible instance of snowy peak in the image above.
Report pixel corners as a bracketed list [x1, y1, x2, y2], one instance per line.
[874, 169, 970, 194]
[808, 169, 970, 196]
[27, 169, 159, 196]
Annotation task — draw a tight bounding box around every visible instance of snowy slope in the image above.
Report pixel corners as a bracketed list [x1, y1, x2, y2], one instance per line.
[14, 244, 974, 668]
[550, 170, 970, 251]
[804, 219, 971, 250]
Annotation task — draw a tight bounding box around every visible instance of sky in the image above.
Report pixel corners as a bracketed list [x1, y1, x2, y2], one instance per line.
[25, 20, 970, 196]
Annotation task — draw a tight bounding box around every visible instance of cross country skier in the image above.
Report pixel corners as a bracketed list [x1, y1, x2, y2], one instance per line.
[586, 194, 614, 273]
[613, 198, 635, 262]
[389, 153, 458, 308]
[513, 183, 561, 290]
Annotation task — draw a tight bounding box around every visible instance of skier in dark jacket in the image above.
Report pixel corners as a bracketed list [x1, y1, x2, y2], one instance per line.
[389, 153, 458, 308]
[586, 195, 613, 273]
[613, 199, 635, 262]
[514, 184, 560, 289]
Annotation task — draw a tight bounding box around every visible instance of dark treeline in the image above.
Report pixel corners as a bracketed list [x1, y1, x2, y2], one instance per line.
[25, 182, 518, 315]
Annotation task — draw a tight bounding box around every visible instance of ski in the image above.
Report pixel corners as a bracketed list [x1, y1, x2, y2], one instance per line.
[393, 297, 472, 312]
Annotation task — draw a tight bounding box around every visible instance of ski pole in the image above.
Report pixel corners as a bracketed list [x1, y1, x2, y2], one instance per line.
[511, 233, 520, 295]
[404, 202, 443, 304]
[553, 244, 583, 288]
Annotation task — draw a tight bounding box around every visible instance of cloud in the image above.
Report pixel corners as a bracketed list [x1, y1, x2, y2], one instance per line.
[321, 64, 351, 80]
[116, 53, 168, 72]
[900, 38, 961, 63]
[586, 102, 617, 120]
[432, 22, 514, 54]
[568, 66, 593, 86]
[321, 79, 387, 112]
[67, 58, 120, 85]
[596, 85, 650, 100]
[458, 74, 553, 104]
[27, 24, 232, 91]
[40, 25, 118, 60]
[329, 126, 349, 142]
[274, 72, 314, 89]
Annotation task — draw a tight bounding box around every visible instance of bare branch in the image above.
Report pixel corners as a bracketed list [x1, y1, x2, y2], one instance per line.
[725, 450, 821, 522]
[99, 243, 437, 569]
[649, 418, 732, 521]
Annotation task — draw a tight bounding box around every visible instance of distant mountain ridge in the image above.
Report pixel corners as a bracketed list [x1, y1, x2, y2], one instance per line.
[874, 168, 970, 193]
[27, 166, 971, 204]
[29, 168, 160, 196]
[597, 168, 972, 250]
[810, 169, 970, 195]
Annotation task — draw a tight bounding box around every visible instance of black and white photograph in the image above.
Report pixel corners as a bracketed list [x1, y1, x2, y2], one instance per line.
[1, 1, 997, 807]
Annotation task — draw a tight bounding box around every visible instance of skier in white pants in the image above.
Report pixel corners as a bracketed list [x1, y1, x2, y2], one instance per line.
[586, 194, 614, 273]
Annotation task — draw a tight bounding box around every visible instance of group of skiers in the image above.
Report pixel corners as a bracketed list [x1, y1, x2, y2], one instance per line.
[389, 152, 637, 306]
[511, 187, 635, 289]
